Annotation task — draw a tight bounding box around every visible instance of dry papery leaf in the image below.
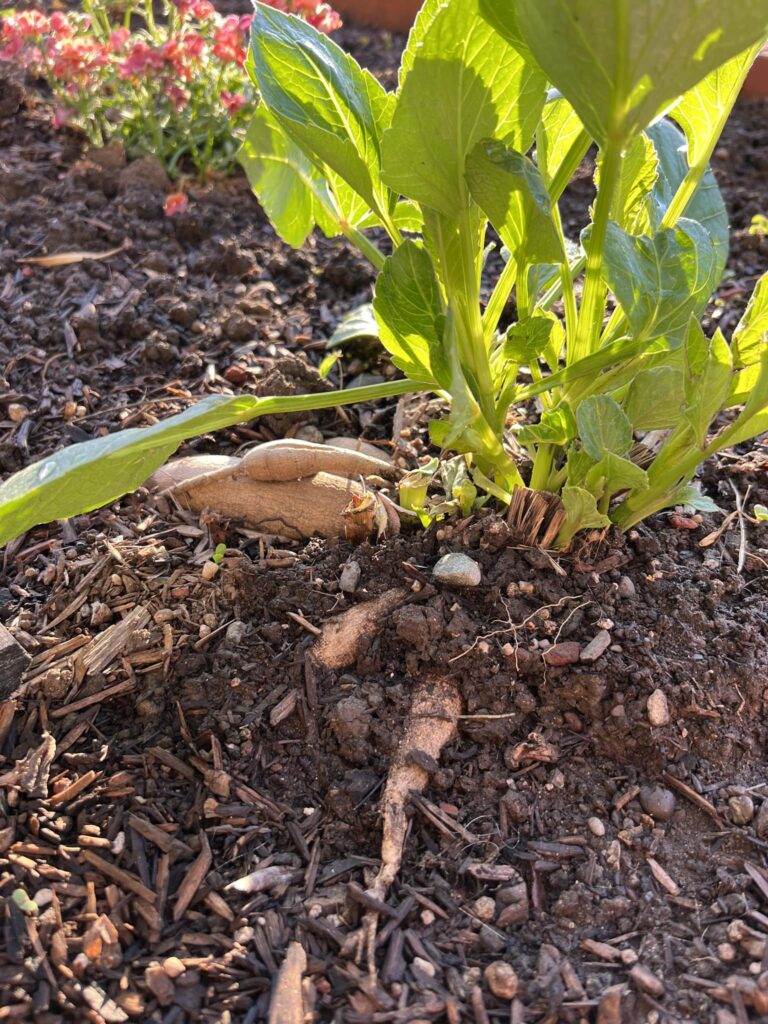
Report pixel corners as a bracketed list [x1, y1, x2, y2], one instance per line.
[18, 241, 130, 267]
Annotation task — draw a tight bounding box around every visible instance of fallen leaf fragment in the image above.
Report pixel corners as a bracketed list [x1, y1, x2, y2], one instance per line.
[18, 242, 130, 267]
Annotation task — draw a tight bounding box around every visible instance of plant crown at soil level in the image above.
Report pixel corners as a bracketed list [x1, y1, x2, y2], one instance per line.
[0, 0, 340, 177]
[2, 0, 768, 548]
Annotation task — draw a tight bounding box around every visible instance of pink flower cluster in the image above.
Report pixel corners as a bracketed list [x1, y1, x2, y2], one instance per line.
[0, 0, 341, 176]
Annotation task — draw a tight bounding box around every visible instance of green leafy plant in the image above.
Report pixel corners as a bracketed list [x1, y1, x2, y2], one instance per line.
[2, 0, 768, 549]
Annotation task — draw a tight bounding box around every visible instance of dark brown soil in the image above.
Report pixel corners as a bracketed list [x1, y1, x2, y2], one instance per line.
[2, 25, 768, 1024]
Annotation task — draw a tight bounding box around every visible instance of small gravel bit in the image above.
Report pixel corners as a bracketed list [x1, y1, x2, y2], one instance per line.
[647, 688, 671, 726]
[432, 552, 482, 587]
[588, 816, 606, 837]
[543, 641, 580, 666]
[484, 961, 519, 1000]
[579, 629, 612, 663]
[729, 794, 755, 825]
[618, 575, 636, 598]
[339, 560, 362, 594]
[639, 785, 677, 821]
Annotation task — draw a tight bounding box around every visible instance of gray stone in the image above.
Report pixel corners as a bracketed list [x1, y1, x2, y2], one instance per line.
[639, 785, 676, 821]
[339, 560, 362, 594]
[432, 553, 482, 587]
[729, 794, 755, 825]
[580, 630, 612, 663]
[618, 576, 636, 599]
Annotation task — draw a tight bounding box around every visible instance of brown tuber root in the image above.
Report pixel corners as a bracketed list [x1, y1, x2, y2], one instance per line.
[312, 590, 407, 670]
[371, 675, 462, 900]
[146, 439, 399, 541]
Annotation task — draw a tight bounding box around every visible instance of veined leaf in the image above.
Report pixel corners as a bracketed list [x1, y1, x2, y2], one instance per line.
[247, 4, 393, 214]
[684, 322, 732, 444]
[672, 46, 760, 167]
[647, 120, 728, 281]
[373, 240, 448, 386]
[500, 317, 558, 366]
[495, 0, 768, 147]
[558, 486, 611, 546]
[600, 218, 720, 343]
[518, 404, 577, 446]
[586, 452, 649, 496]
[733, 272, 768, 369]
[466, 141, 562, 267]
[239, 107, 335, 247]
[577, 394, 633, 461]
[381, 0, 547, 217]
[623, 366, 685, 430]
[600, 134, 658, 236]
[536, 94, 585, 187]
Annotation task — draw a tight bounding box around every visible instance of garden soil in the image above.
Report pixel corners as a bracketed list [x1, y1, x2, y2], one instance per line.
[2, 24, 768, 1024]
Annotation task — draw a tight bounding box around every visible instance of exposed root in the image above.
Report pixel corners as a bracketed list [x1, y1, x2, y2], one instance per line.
[311, 589, 407, 670]
[146, 440, 399, 540]
[347, 675, 462, 974]
[267, 941, 307, 1024]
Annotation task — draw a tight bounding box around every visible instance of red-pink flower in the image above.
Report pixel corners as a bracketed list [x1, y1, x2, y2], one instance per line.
[220, 89, 246, 117]
[191, 1, 215, 20]
[110, 28, 130, 52]
[50, 36, 110, 83]
[164, 192, 189, 216]
[51, 105, 72, 128]
[119, 40, 164, 78]
[49, 13, 74, 38]
[212, 15, 246, 64]
[166, 83, 190, 110]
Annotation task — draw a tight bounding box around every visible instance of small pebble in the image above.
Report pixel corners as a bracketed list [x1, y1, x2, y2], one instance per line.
[718, 942, 737, 962]
[543, 641, 580, 667]
[484, 961, 519, 1000]
[647, 688, 671, 726]
[729, 794, 755, 825]
[473, 896, 496, 923]
[412, 956, 436, 978]
[588, 816, 606, 837]
[580, 629, 612, 663]
[639, 785, 676, 821]
[295, 424, 324, 444]
[162, 957, 185, 979]
[201, 561, 219, 581]
[7, 403, 28, 423]
[339, 560, 362, 594]
[432, 553, 482, 587]
[618, 575, 636, 599]
[225, 620, 248, 644]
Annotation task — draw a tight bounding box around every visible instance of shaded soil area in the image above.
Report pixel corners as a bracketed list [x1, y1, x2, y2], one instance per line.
[2, 26, 768, 1024]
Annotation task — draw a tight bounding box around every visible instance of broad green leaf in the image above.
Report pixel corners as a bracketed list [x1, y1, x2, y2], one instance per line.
[586, 452, 650, 497]
[239, 107, 335, 247]
[373, 240, 448, 386]
[536, 94, 585, 186]
[517, 404, 577, 446]
[623, 366, 685, 430]
[466, 141, 562, 267]
[501, 317, 558, 365]
[755, 504, 768, 522]
[600, 218, 720, 343]
[684, 322, 732, 444]
[672, 46, 759, 166]
[381, 0, 547, 217]
[327, 303, 379, 349]
[358, 201, 424, 233]
[0, 381, 427, 548]
[247, 4, 393, 213]
[647, 120, 728, 280]
[733, 272, 768, 369]
[721, 350, 768, 447]
[558, 486, 611, 546]
[577, 394, 633, 461]
[565, 449, 595, 487]
[495, 0, 768, 147]
[600, 134, 658, 236]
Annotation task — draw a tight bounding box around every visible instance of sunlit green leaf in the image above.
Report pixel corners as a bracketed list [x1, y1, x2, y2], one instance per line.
[327, 303, 380, 349]
[382, 0, 547, 217]
[557, 486, 611, 546]
[733, 272, 768, 369]
[684, 322, 732, 444]
[577, 394, 633, 461]
[623, 366, 685, 430]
